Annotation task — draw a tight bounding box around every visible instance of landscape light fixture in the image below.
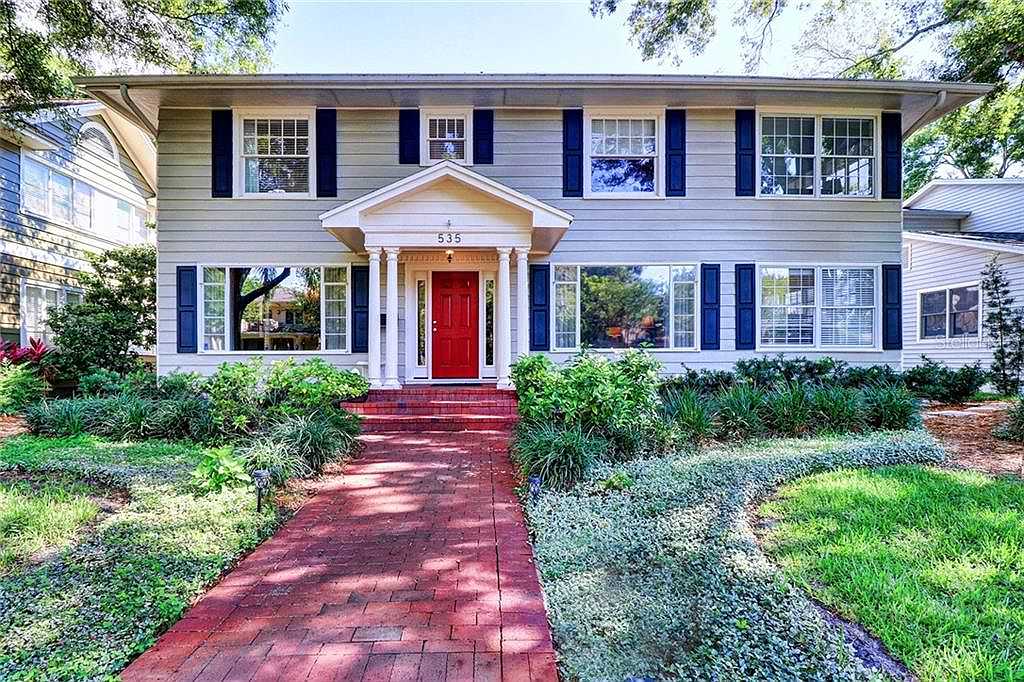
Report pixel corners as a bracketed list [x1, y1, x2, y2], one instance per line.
[252, 469, 271, 512]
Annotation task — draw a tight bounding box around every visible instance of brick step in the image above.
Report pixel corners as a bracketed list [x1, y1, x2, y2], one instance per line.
[359, 414, 518, 433]
[366, 386, 511, 400]
[349, 401, 516, 416]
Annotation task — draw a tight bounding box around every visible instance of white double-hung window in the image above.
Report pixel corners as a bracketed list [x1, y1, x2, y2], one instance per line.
[420, 108, 473, 165]
[759, 265, 878, 349]
[759, 114, 878, 198]
[239, 112, 313, 195]
[20, 280, 83, 345]
[21, 154, 91, 229]
[552, 264, 698, 351]
[586, 112, 660, 196]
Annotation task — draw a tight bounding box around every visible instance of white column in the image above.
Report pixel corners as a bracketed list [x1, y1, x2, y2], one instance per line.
[384, 247, 401, 389]
[515, 247, 530, 360]
[496, 247, 513, 389]
[367, 248, 382, 388]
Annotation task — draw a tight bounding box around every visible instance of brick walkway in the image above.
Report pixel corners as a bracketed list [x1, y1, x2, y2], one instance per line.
[122, 427, 556, 681]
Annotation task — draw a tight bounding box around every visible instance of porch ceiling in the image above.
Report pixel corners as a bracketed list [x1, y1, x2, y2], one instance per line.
[319, 160, 573, 254]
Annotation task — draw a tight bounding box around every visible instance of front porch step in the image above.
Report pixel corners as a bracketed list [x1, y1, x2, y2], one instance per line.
[365, 387, 512, 401]
[348, 401, 517, 416]
[358, 414, 518, 433]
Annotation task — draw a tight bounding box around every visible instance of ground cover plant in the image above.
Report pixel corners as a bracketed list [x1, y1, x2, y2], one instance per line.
[0, 478, 100, 572]
[761, 465, 1024, 681]
[524, 431, 946, 680]
[0, 434, 280, 680]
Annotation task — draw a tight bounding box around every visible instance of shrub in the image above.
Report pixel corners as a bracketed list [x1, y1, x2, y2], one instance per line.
[46, 304, 142, 378]
[24, 396, 214, 442]
[78, 368, 123, 396]
[903, 356, 988, 403]
[714, 383, 766, 440]
[191, 446, 251, 493]
[157, 371, 207, 400]
[994, 399, 1024, 442]
[0, 361, 47, 415]
[765, 381, 812, 437]
[509, 354, 558, 423]
[267, 412, 358, 473]
[734, 355, 846, 388]
[0, 338, 52, 367]
[839, 363, 904, 389]
[862, 384, 920, 430]
[661, 388, 716, 443]
[267, 358, 369, 415]
[239, 439, 310, 484]
[658, 367, 734, 397]
[207, 357, 266, 437]
[512, 422, 608, 489]
[24, 399, 99, 436]
[810, 386, 865, 433]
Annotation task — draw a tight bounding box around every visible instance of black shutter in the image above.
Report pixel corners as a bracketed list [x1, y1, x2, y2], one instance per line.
[735, 263, 756, 350]
[473, 109, 494, 164]
[315, 109, 337, 198]
[562, 109, 583, 197]
[398, 110, 419, 164]
[881, 112, 903, 199]
[211, 110, 232, 198]
[882, 264, 903, 350]
[666, 109, 686, 197]
[701, 264, 721, 350]
[735, 110, 756, 197]
[529, 264, 550, 351]
[176, 266, 198, 353]
[351, 265, 369, 353]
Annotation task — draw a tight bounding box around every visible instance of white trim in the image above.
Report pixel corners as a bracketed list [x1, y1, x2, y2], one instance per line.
[754, 262, 883, 352]
[549, 262, 701, 353]
[754, 111, 882, 200]
[19, 277, 83, 346]
[233, 108, 317, 199]
[78, 121, 120, 164]
[902, 231, 1024, 256]
[197, 263, 351, 355]
[904, 177, 1024, 207]
[419, 107, 474, 166]
[583, 108, 665, 199]
[915, 281, 982, 342]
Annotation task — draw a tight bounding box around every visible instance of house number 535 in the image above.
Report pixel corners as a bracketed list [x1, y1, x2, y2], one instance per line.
[437, 232, 462, 244]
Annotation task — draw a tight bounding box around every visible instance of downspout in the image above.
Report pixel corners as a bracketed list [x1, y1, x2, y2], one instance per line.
[905, 90, 947, 138]
[120, 83, 158, 138]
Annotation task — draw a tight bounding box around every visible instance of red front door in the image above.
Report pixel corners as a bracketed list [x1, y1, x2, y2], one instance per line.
[432, 271, 479, 379]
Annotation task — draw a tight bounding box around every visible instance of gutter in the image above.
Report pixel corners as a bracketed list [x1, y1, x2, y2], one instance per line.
[119, 83, 158, 137]
[905, 89, 947, 138]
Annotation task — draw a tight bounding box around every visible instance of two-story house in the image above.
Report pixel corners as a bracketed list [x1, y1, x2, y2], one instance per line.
[1, 101, 156, 346]
[77, 74, 987, 388]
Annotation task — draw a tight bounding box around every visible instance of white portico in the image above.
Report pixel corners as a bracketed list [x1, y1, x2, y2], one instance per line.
[319, 161, 572, 389]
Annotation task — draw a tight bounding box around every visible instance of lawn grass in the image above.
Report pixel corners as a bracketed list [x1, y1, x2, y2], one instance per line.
[0, 480, 100, 572]
[0, 435, 280, 680]
[524, 430, 945, 680]
[761, 465, 1024, 681]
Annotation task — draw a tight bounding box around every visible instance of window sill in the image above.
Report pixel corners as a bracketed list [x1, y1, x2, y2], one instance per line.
[550, 347, 700, 353]
[421, 159, 472, 167]
[198, 350, 352, 355]
[755, 346, 883, 353]
[754, 194, 881, 201]
[234, 192, 316, 200]
[582, 192, 665, 200]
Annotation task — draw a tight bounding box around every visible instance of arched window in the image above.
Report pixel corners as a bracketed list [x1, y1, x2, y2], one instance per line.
[79, 122, 119, 164]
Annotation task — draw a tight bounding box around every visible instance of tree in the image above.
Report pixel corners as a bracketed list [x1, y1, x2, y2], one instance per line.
[78, 244, 157, 348]
[0, 0, 286, 129]
[981, 255, 1024, 395]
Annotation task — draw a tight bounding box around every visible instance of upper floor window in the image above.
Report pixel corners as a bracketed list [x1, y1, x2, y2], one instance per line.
[585, 112, 660, 196]
[240, 115, 312, 195]
[920, 285, 979, 339]
[760, 114, 878, 198]
[420, 108, 473, 165]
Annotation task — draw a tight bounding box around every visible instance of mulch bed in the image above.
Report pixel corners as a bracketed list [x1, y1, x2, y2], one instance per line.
[924, 403, 1024, 478]
[0, 416, 28, 441]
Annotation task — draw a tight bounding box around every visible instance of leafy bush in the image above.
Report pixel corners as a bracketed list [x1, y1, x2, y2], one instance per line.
[512, 422, 608, 489]
[0, 338, 52, 368]
[207, 357, 265, 437]
[156, 371, 207, 400]
[661, 387, 716, 443]
[862, 384, 920, 430]
[191, 446, 251, 493]
[0, 362, 47, 415]
[734, 355, 846, 388]
[810, 386, 865, 433]
[903, 356, 988, 403]
[24, 400, 97, 436]
[267, 357, 369, 415]
[714, 383, 766, 440]
[239, 439, 310, 484]
[994, 399, 1024, 442]
[840, 363, 903, 389]
[77, 368, 123, 396]
[658, 367, 734, 397]
[509, 354, 558, 423]
[266, 412, 358, 473]
[765, 381, 813, 437]
[46, 304, 143, 378]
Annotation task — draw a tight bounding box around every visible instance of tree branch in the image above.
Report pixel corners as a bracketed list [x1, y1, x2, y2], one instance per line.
[837, 13, 962, 78]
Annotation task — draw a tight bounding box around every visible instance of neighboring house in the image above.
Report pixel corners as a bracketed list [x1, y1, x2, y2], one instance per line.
[0, 101, 156, 346]
[76, 74, 987, 387]
[902, 178, 1024, 369]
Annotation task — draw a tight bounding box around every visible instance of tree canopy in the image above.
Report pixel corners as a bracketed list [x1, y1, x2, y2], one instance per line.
[0, 0, 286, 129]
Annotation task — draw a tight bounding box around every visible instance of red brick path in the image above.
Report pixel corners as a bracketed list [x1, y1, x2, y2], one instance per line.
[122, 411, 556, 681]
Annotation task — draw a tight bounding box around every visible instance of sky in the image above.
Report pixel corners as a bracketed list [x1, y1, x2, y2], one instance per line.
[269, 0, 811, 77]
